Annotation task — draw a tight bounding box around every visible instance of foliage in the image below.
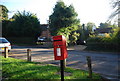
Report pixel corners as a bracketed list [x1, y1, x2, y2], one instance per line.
[98, 22, 118, 29]
[7, 37, 36, 45]
[5, 11, 41, 37]
[77, 23, 95, 43]
[77, 24, 85, 42]
[86, 27, 120, 52]
[69, 31, 80, 45]
[112, 27, 120, 44]
[49, 1, 79, 35]
[86, 22, 95, 33]
[0, 5, 8, 20]
[57, 25, 79, 44]
[2, 56, 102, 80]
[2, 20, 11, 37]
[57, 27, 71, 43]
[99, 22, 111, 28]
[109, 0, 120, 20]
[1, 5, 8, 37]
[108, 0, 120, 27]
[49, 1, 80, 45]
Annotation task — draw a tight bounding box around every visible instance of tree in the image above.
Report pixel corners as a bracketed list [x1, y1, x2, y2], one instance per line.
[99, 22, 118, 28]
[7, 11, 41, 37]
[69, 31, 80, 45]
[1, 5, 9, 37]
[2, 20, 11, 37]
[49, 1, 80, 44]
[77, 24, 86, 42]
[99, 22, 111, 28]
[109, 0, 120, 19]
[86, 22, 95, 32]
[0, 5, 8, 20]
[77, 23, 96, 43]
[86, 22, 96, 37]
[49, 1, 80, 35]
[112, 27, 120, 43]
[109, 0, 120, 27]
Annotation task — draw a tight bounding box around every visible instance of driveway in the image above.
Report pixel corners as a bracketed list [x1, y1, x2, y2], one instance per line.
[8, 45, 119, 81]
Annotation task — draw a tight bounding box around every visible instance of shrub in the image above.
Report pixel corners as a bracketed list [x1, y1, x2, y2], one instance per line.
[86, 30, 119, 52]
[7, 37, 36, 45]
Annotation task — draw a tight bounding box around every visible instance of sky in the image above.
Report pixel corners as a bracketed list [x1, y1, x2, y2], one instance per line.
[1, 0, 113, 26]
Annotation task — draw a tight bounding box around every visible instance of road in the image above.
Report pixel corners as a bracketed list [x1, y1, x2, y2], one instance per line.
[8, 45, 119, 81]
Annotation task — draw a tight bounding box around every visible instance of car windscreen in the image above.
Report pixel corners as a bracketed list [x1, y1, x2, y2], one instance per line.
[0, 39, 9, 43]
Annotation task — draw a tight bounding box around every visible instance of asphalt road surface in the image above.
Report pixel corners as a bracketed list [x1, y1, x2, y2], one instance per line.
[8, 45, 120, 81]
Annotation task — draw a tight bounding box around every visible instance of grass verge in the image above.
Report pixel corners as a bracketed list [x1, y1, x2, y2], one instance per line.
[1, 56, 104, 81]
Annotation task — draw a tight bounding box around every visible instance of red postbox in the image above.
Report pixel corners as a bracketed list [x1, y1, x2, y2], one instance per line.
[53, 35, 68, 60]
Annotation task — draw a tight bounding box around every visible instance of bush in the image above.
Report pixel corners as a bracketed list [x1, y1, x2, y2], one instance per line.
[4, 11, 41, 37]
[86, 34, 119, 52]
[111, 27, 120, 45]
[7, 37, 36, 45]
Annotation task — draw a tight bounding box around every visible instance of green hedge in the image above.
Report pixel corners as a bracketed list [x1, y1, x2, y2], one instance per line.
[7, 37, 36, 45]
[86, 37, 119, 52]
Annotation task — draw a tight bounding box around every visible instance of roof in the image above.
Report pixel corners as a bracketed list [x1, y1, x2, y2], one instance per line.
[95, 27, 112, 33]
[40, 24, 49, 31]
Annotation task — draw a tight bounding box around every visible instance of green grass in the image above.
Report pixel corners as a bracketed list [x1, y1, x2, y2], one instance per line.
[1, 56, 104, 81]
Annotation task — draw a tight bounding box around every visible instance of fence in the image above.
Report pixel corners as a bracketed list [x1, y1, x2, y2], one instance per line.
[3, 47, 32, 62]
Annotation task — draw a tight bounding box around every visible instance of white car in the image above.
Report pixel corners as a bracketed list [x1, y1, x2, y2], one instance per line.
[37, 37, 47, 42]
[0, 37, 11, 52]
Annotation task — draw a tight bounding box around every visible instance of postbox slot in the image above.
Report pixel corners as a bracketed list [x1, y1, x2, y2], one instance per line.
[53, 41, 63, 46]
[54, 45, 63, 47]
[53, 40, 62, 42]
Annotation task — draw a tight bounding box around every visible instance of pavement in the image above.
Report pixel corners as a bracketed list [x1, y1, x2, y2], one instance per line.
[6, 45, 120, 81]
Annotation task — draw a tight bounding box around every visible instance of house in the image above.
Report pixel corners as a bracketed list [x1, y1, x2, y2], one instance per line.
[94, 27, 113, 37]
[38, 24, 52, 42]
[40, 29, 51, 39]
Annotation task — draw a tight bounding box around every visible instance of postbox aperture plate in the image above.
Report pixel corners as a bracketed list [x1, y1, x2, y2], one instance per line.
[57, 48, 61, 56]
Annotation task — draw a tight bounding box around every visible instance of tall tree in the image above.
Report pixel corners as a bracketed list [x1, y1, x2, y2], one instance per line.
[99, 22, 111, 28]
[109, 0, 120, 27]
[49, 1, 80, 36]
[49, 1, 80, 44]
[0, 5, 8, 20]
[109, 0, 120, 18]
[1, 5, 9, 37]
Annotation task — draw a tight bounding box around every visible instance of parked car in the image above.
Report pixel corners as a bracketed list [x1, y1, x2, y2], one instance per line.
[0, 37, 11, 52]
[37, 37, 47, 42]
[76, 39, 86, 45]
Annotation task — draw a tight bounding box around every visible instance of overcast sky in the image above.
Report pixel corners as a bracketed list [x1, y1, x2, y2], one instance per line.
[1, 0, 113, 26]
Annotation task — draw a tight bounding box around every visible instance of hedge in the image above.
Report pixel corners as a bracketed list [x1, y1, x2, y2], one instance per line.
[86, 37, 119, 52]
